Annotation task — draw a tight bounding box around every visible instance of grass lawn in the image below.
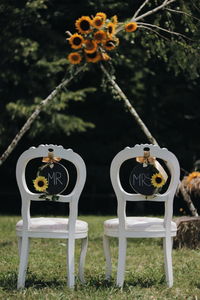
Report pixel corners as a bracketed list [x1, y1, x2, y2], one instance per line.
[0, 215, 200, 299]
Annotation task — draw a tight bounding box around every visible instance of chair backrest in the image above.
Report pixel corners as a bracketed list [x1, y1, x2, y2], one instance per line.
[16, 144, 86, 229]
[110, 144, 180, 230]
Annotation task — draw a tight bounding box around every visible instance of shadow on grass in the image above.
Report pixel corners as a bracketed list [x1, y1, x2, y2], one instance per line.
[25, 273, 66, 289]
[193, 282, 200, 290]
[0, 271, 114, 291]
[124, 275, 165, 289]
[0, 271, 67, 291]
[0, 240, 16, 248]
[0, 271, 165, 292]
[86, 275, 115, 289]
[84, 273, 165, 291]
[0, 271, 18, 291]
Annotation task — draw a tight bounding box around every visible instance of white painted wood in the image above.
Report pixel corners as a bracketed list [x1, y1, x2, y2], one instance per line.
[116, 237, 127, 287]
[67, 237, 75, 288]
[103, 144, 180, 288]
[163, 237, 174, 288]
[17, 236, 30, 289]
[16, 144, 88, 289]
[79, 237, 88, 283]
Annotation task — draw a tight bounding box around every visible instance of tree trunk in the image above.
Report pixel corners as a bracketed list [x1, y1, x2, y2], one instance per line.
[178, 182, 199, 217]
[100, 64, 159, 145]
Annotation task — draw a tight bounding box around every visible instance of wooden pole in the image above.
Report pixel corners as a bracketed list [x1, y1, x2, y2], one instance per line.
[100, 64, 159, 145]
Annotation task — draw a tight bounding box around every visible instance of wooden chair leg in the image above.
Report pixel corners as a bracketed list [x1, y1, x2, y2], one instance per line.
[79, 237, 88, 283]
[67, 238, 75, 288]
[116, 237, 127, 287]
[103, 235, 112, 280]
[163, 236, 173, 288]
[17, 236, 30, 289]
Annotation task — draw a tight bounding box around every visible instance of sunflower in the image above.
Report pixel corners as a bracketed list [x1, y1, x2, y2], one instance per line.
[151, 173, 165, 188]
[68, 52, 82, 64]
[111, 15, 118, 25]
[125, 22, 138, 32]
[96, 12, 107, 22]
[92, 16, 104, 29]
[68, 33, 84, 49]
[94, 30, 107, 43]
[103, 38, 119, 51]
[107, 22, 116, 37]
[85, 51, 101, 63]
[75, 16, 92, 34]
[33, 176, 48, 192]
[84, 39, 98, 53]
[186, 171, 200, 183]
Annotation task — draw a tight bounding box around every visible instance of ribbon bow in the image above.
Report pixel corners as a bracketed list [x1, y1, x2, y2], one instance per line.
[42, 152, 61, 163]
[136, 151, 168, 181]
[136, 156, 156, 165]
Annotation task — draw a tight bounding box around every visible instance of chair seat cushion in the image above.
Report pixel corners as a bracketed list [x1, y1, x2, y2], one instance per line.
[16, 217, 88, 233]
[104, 217, 177, 234]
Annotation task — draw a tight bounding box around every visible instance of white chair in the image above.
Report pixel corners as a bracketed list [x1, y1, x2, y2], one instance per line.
[16, 144, 88, 289]
[103, 144, 180, 288]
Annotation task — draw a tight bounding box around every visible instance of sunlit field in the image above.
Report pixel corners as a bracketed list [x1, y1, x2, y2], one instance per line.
[0, 215, 200, 299]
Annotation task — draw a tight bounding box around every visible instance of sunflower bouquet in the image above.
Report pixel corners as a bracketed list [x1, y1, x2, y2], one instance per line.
[67, 12, 138, 64]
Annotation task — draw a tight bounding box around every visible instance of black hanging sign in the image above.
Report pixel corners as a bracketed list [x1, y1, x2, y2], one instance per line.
[129, 163, 160, 195]
[39, 162, 69, 195]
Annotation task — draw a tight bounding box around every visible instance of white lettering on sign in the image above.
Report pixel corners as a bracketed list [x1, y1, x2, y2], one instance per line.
[48, 172, 63, 185]
[132, 173, 151, 187]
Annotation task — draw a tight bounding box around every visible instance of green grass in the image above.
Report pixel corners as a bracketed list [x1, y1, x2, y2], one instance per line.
[0, 215, 200, 299]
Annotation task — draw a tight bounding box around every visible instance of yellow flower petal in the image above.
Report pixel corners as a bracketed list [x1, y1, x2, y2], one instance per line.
[94, 30, 107, 43]
[33, 176, 48, 192]
[151, 173, 165, 188]
[68, 33, 84, 49]
[125, 22, 138, 32]
[68, 52, 82, 64]
[84, 39, 98, 53]
[107, 22, 116, 37]
[96, 12, 107, 22]
[85, 51, 101, 63]
[92, 16, 104, 29]
[75, 16, 92, 34]
[186, 171, 200, 183]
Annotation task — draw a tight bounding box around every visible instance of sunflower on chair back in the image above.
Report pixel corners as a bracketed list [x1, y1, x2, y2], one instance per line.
[33, 174, 59, 202]
[151, 173, 165, 189]
[33, 176, 48, 192]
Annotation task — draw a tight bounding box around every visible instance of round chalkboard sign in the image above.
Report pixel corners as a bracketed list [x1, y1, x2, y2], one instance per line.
[129, 163, 159, 195]
[39, 162, 69, 195]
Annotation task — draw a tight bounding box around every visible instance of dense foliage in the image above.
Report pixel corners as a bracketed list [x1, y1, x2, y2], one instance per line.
[0, 0, 95, 146]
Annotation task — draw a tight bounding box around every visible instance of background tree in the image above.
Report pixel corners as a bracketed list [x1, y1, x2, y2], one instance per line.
[0, 0, 199, 214]
[0, 0, 94, 149]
